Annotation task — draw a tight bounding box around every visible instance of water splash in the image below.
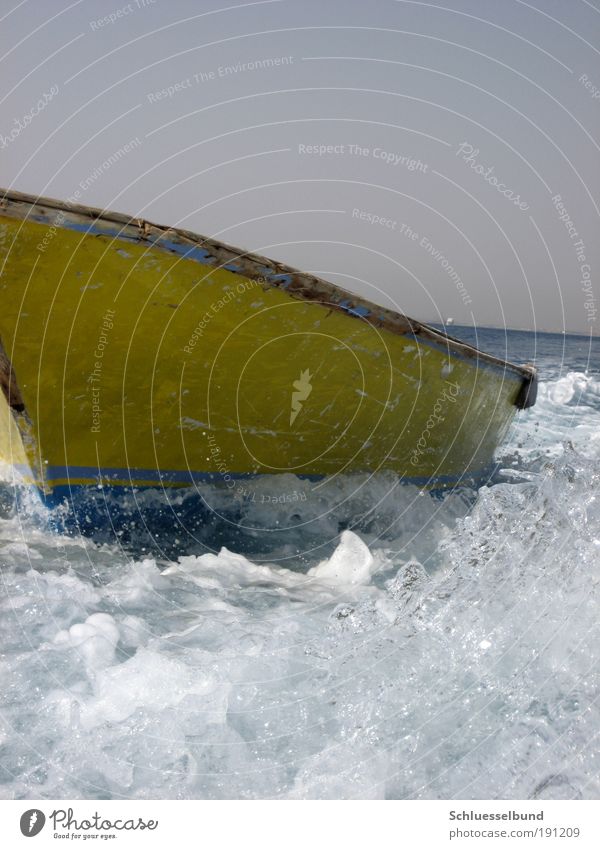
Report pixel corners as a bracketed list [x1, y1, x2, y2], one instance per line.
[0, 370, 599, 799]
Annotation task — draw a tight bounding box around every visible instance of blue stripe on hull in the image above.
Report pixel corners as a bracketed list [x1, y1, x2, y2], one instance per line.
[14, 464, 498, 495]
[6, 468, 496, 558]
[38, 466, 497, 509]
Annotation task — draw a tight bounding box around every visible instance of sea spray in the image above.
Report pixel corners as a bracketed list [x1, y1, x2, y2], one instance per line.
[1, 334, 599, 799]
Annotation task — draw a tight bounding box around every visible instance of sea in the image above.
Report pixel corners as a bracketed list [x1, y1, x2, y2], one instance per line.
[1, 327, 599, 800]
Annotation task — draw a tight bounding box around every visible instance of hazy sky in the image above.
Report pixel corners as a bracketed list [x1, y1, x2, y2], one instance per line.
[2, 0, 599, 333]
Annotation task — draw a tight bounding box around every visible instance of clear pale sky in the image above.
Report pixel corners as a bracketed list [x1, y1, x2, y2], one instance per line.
[2, 0, 599, 333]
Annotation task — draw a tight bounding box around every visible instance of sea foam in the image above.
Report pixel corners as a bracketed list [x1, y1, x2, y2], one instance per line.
[0, 369, 599, 799]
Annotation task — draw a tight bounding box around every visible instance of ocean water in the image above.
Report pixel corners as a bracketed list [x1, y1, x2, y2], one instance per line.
[1, 327, 599, 800]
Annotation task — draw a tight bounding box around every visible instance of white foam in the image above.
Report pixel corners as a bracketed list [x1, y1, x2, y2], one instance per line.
[1, 367, 599, 799]
[52, 613, 120, 669]
[308, 529, 375, 586]
[78, 649, 228, 731]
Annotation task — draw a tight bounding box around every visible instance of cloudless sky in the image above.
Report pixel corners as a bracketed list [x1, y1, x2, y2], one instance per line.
[1, 0, 599, 333]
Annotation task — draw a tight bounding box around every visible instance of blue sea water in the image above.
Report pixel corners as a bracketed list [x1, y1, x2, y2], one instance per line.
[0, 327, 599, 800]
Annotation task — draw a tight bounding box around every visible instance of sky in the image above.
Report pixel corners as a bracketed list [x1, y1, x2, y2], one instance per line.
[1, 0, 599, 334]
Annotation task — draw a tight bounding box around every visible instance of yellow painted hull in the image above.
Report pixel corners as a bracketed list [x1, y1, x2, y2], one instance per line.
[0, 190, 535, 498]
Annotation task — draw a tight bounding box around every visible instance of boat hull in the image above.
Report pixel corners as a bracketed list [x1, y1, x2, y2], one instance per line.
[0, 191, 534, 505]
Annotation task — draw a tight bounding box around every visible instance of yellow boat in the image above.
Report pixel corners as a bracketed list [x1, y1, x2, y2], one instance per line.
[0, 189, 536, 513]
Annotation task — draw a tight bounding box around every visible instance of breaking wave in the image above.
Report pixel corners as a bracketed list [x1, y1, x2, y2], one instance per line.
[1, 366, 599, 799]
